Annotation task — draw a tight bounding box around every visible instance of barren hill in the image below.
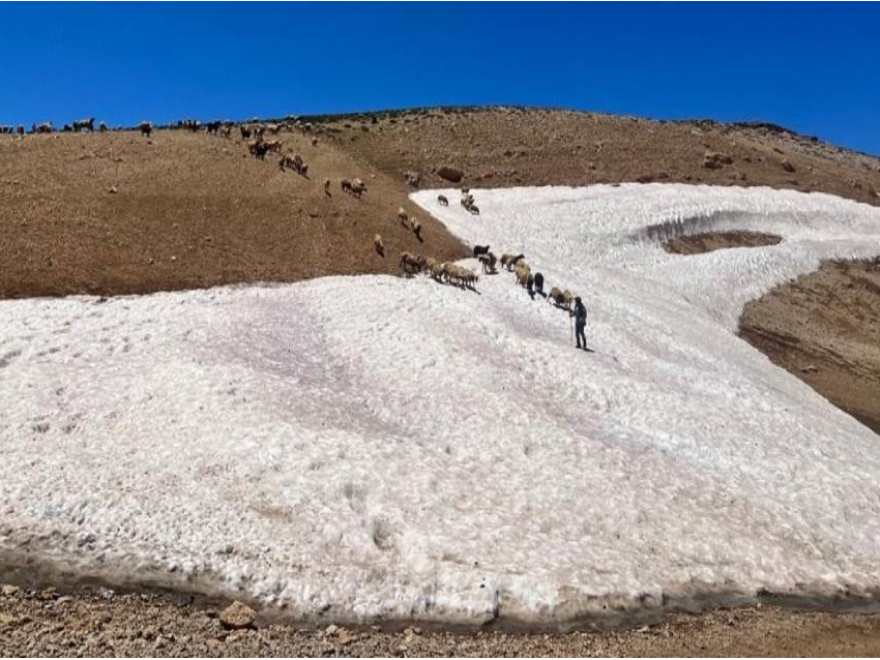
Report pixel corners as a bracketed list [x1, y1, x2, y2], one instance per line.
[2, 107, 879, 299]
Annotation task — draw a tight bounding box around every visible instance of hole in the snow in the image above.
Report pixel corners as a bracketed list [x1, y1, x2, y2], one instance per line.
[663, 231, 782, 255]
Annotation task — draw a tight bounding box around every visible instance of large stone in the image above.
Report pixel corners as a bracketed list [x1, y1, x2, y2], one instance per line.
[437, 165, 464, 183]
[219, 601, 256, 630]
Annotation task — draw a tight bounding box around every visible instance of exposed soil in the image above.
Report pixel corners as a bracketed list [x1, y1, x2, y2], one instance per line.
[0, 129, 467, 299]
[740, 257, 880, 435]
[3, 584, 880, 657]
[663, 230, 783, 255]
[330, 107, 880, 203]
[2, 107, 879, 300]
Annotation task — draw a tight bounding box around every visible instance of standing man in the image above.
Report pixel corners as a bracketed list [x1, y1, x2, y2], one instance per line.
[572, 296, 588, 350]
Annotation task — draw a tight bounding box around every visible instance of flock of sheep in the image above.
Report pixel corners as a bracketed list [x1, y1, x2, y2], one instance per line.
[5, 114, 580, 310]
[392, 192, 579, 311]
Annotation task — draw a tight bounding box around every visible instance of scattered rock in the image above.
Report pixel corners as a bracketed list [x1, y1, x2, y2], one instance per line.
[219, 601, 256, 630]
[437, 165, 464, 183]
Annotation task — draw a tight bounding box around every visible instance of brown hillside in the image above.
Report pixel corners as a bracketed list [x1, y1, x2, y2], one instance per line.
[326, 107, 880, 205]
[0, 129, 466, 299]
[2, 107, 879, 300]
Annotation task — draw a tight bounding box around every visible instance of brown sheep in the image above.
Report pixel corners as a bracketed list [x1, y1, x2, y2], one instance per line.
[98, 121, 107, 133]
[411, 219, 422, 241]
[397, 207, 409, 227]
[399, 251, 422, 275]
[374, 234, 385, 257]
[138, 121, 152, 137]
[340, 179, 352, 194]
[515, 262, 531, 287]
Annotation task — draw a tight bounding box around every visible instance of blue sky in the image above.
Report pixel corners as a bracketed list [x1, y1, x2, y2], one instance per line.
[2, 3, 878, 154]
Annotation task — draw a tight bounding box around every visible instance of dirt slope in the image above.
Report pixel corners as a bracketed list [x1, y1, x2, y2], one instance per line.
[740, 258, 880, 434]
[3, 107, 879, 300]
[325, 107, 880, 204]
[0, 128, 466, 299]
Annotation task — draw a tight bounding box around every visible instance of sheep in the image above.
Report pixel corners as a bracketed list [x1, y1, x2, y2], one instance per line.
[478, 252, 497, 274]
[399, 251, 422, 275]
[438, 194, 449, 206]
[220, 124, 233, 138]
[411, 219, 422, 241]
[205, 120, 222, 135]
[444, 264, 477, 289]
[98, 121, 108, 133]
[515, 262, 531, 287]
[263, 139, 283, 153]
[459, 269, 479, 289]
[248, 140, 270, 159]
[323, 178, 331, 197]
[16, 125, 24, 136]
[500, 253, 525, 271]
[239, 125, 252, 140]
[340, 179, 352, 194]
[548, 287, 574, 310]
[430, 261, 445, 281]
[533, 272, 545, 296]
[374, 234, 385, 257]
[473, 245, 491, 257]
[138, 121, 152, 137]
[350, 178, 367, 197]
[397, 207, 409, 226]
[72, 118, 95, 133]
[424, 257, 438, 273]
[467, 204, 480, 215]
[279, 153, 308, 176]
[34, 122, 53, 134]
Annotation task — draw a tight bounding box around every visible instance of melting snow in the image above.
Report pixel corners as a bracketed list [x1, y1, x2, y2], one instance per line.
[2, 184, 880, 625]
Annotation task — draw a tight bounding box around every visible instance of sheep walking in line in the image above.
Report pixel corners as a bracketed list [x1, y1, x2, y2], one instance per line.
[478, 252, 497, 273]
[323, 179, 332, 197]
[340, 179, 352, 194]
[500, 253, 525, 271]
[437, 194, 449, 206]
[374, 234, 385, 257]
[397, 207, 409, 227]
[515, 262, 531, 288]
[399, 251, 424, 275]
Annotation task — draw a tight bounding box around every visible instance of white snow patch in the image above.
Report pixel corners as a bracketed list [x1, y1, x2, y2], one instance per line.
[1, 184, 880, 625]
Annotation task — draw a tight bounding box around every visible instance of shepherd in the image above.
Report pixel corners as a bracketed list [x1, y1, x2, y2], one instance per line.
[572, 296, 588, 350]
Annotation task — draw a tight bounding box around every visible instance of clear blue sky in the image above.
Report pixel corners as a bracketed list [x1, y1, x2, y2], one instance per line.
[2, 3, 878, 154]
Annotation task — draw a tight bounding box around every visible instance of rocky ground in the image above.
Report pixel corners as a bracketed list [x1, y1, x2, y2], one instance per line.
[3, 584, 880, 657]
